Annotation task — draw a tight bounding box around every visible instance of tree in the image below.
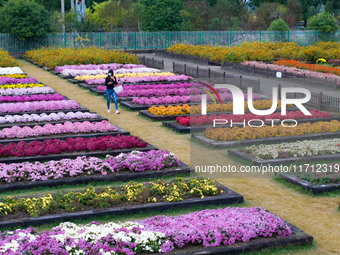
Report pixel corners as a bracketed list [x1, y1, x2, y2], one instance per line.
[307, 11, 339, 32]
[142, 0, 183, 31]
[267, 18, 289, 31]
[253, 2, 286, 29]
[0, 0, 51, 40]
[86, 0, 144, 31]
[180, 0, 211, 30]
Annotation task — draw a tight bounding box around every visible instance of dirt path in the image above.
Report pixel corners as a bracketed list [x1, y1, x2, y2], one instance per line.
[18, 59, 339, 255]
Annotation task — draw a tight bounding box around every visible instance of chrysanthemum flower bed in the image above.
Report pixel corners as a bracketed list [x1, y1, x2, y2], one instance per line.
[0, 87, 54, 96]
[0, 93, 65, 103]
[0, 77, 37, 85]
[148, 100, 287, 116]
[86, 75, 192, 85]
[242, 61, 340, 83]
[0, 178, 221, 217]
[132, 93, 261, 106]
[0, 112, 99, 125]
[176, 109, 331, 126]
[75, 72, 175, 81]
[97, 82, 192, 93]
[0, 135, 148, 158]
[62, 67, 159, 77]
[0, 84, 44, 90]
[243, 138, 340, 160]
[0, 74, 27, 79]
[275, 59, 340, 75]
[0, 100, 81, 113]
[55, 63, 145, 73]
[0, 121, 117, 139]
[204, 120, 340, 141]
[0, 207, 292, 254]
[0, 150, 181, 184]
[23, 47, 139, 68]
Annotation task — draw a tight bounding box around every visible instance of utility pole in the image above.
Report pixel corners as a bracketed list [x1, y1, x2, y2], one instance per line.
[61, 0, 65, 34]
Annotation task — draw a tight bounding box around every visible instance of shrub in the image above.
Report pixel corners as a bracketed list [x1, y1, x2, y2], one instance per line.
[307, 11, 339, 33]
[267, 18, 289, 31]
[0, 0, 51, 40]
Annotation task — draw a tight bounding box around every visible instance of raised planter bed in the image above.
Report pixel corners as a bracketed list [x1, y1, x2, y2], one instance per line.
[68, 78, 82, 84]
[0, 126, 130, 145]
[81, 80, 191, 87]
[163, 121, 192, 133]
[77, 83, 94, 89]
[122, 101, 193, 111]
[89, 87, 105, 95]
[163, 116, 340, 134]
[193, 132, 340, 149]
[59, 74, 74, 79]
[140, 107, 301, 122]
[0, 181, 243, 229]
[0, 162, 192, 193]
[0, 144, 158, 164]
[279, 173, 340, 194]
[0, 105, 89, 117]
[228, 149, 340, 166]
[162, 219, 312, 255]
[139, 110, 190, 121]
[0, 114, 107, 129]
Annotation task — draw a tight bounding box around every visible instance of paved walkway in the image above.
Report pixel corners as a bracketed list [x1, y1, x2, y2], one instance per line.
[18, 59, 340, 255]
[138, 53, 340, 99]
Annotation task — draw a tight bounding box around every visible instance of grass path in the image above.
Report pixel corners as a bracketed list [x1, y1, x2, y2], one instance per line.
[18, 59, 340, 255]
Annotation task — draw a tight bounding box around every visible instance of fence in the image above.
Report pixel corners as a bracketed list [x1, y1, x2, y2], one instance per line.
[279, 85, 340, 111]
[173, 62, 261, 92]
[138, 56, 164, 70]
[222, 61, 339, 91]
[1, 30, 339, 53]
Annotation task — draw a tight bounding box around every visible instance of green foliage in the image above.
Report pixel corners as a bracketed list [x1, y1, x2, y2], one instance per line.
[267, 18, 289, 31]
[0, 0, 51, 40]
[307, 11, 339, 32]
[142, 0, 183, 31]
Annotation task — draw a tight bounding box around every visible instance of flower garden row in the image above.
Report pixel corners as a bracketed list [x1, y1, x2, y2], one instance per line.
[168, 42, 340, 63]
[242, 61, 340, 84]
[0, 207, 296, 254]
[16, 48, 316, 254]
[168, 42, 340, 87]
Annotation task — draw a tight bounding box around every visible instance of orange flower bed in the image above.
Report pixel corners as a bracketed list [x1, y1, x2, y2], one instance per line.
[148, 104, 190, 116]
[168, 41, 340, 63]
[24, 47, 139, 68]
[0, 50, 18, 67]
[204, 120, 340, 141]
[275, 60, 340, 76]
[148, 100, 289, 116]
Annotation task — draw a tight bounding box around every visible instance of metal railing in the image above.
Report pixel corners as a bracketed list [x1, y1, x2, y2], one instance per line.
[279, 85, 340, 111]
[138, 56, 164, 70]
[173, 62, 261, 92]
[1, 30, 339, 53]
[222, 61, 339, 91]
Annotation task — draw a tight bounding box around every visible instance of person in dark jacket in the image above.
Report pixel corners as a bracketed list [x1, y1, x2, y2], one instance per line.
[105, 69, 120, 114]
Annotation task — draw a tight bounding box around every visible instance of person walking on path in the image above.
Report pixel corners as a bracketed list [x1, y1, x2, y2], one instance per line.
[105, 69, 120, 114]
